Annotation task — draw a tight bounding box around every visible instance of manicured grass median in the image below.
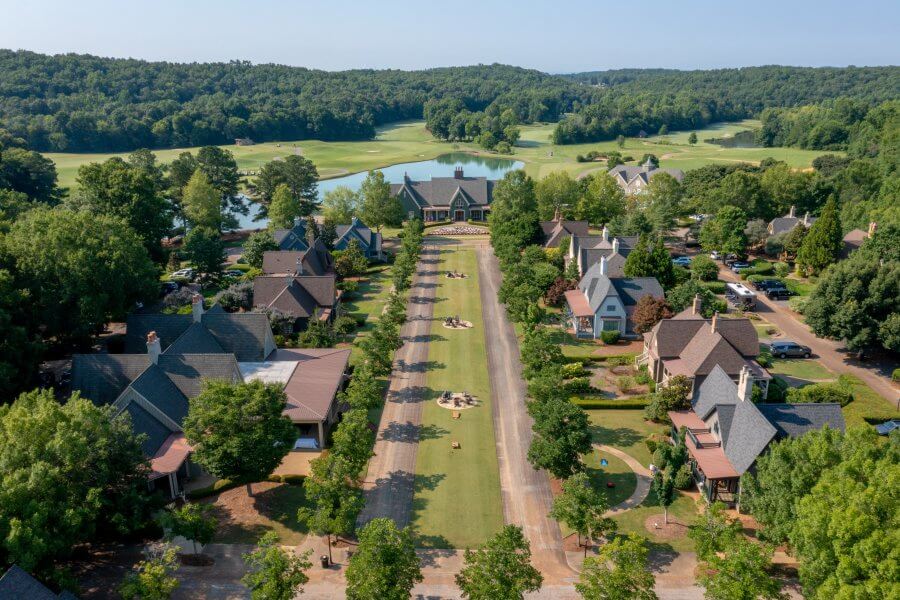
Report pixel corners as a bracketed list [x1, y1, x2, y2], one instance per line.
[768, 358, 835, 381]
[411, 247, 503, 549]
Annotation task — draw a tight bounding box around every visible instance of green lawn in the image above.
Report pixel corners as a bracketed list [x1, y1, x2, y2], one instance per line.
[610, 490, 700, 553]
[840, 374, 900, 428]
[583, 449, 635, 508]
[338, 264, 393, 365]
[587, 409, 669, 468]
[768, 358, 835, 381]
[411, 247, 503, 549]
[47, 119, 838, 194]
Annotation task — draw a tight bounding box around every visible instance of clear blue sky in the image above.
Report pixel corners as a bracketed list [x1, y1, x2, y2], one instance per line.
[2, 0, 898, 72]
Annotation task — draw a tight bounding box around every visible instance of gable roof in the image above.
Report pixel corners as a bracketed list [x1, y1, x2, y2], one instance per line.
[253, 275, 336, 317]
[580, 249, 627, 277]
[156, 353, 241, 399]
[610, 277, 664, 307]
[666, 326, 755, 378]
[335, 217, 377, 249]
[128, 363, 190, 425]
[121, 400, 175, 456]
[723, 400, 777, 474]
[692, 365, 740, 419]
[276, 348, 351, 421]
[165, 322, 226, 355]
[650, 316, 759, 360]
[578, 262, 616, 313]
[0, 566, 72, 600]
[390, 176, 495, 208]
[756, 403, 846, 439]
[540, 219, 590, 248]
[71, 354, 150, 406]
[272, 221, 310, 251]
[608, 164, 684, 186]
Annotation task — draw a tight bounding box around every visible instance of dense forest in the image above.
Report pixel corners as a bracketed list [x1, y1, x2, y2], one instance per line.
[0, 50, 590, 152]
[2, 52, 898, 153]
[553, 66, 900, 144]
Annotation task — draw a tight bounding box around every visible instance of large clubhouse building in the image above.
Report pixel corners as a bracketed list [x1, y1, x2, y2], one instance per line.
[390, 167, 495, 222]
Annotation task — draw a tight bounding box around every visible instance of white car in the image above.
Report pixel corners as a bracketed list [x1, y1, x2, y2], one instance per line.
[171, 268, 195, 279]
[709, 251, 721, 260]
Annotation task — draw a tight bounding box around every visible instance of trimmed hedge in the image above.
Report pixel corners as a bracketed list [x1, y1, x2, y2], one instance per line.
[700, 280, 727, 294]
[571, 395, 650, 409]
[600, 330, 621, 344]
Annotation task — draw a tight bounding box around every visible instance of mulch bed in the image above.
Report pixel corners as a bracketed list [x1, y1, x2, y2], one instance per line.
[644, 515, 688, 540]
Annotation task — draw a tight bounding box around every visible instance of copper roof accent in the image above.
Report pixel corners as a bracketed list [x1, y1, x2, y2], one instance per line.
[564, 289, 594, 317]
[669, 409, 707, 430]
[149, 433, 192, 480]
[687, 443, 739, 479]
[276, 348, 351, 422]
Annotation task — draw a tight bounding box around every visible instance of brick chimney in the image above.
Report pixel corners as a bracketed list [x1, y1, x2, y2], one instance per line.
[710, 311, 719, 333]
[553, 206, 562, 222]
[296, 256, 304, 276]
[692, 294, 702, 316]
[868, 221, 878, 237]
[601, 225, 609, 243]
[599, 254, 608, 276]
[454, 166, 463, 179]
[612, 237, 620, 255]
[191, 293, 204, 323]
[737, 365, 754, 402]
[147, 331, 161, 364]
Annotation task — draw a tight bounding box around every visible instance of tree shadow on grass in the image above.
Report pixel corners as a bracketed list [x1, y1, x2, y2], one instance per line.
[585, 465, 637, 507]
[206, 482, 310, 545]
[589, 424, 643, 448]
[409, 473, 453, 550]
[405, 333, 447, 344]
[400, 359, 446, 373]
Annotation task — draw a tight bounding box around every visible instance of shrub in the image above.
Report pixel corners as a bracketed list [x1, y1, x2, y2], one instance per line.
[163, 288, 195, 310]
[571, 396, 650, 409]
[673, 463, 693, 489]
[333, 315, 357, 336]
[217, 281, 253, 312]
[616, 376, 635, 393]
[605, 355, 634, 367]
[563, 377, 592, 394]
[600, 330, 621, 345]
[774, 262, 790, 278]
[788, 296, 809, 314]
[893, 368, 900, 383]
[785, 381, 853, 406]
[700, 280, 726, 294]
[765, 377, 789, 402]
[560, 362, 587, 379]
[338, 279, 359, 298]
[757, 351, 773, 368]
[635, 370, 653, 386]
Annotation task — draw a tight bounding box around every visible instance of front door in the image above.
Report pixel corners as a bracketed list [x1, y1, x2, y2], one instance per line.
[454, 210, 465, 221]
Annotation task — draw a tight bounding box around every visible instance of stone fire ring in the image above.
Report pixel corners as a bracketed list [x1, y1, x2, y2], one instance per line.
[436, 393, 479, 410]
[445, 273, 469, 279]
[442, 320, 474, 330]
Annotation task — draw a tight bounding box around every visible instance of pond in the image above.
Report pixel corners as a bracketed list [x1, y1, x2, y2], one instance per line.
[705, 129, 760, 148]
[231, 152, 523, 230]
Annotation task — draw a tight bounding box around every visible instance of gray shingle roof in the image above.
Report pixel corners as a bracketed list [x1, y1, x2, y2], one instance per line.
[692, 365, 739, 419]
[769, 215, 816, 236]
[723, 399, 777, 474]
[541, 219, 590, 248]
[262, 241, 333, 276]
[390, 176, 494, 208]
[580, 249, 627, 277]
[121, 401, 173, 456]
[0, 566, 67, 600]
[157, 354, 241, 399]
[125, 314, 191, 353]
[756, 403, 846, 439]
[334, 217, 377, 251]
[201, 312, 272, 361]
[272, 222, 310, 251]
[71, 354, 150, 406]
[608, 164, 684, 184]
[165, 322, 226, 355]
[129, 364, 190, 425]
[578, 262, 615, 313]
[253, 275, 336, 318]
[610, 277, 664, 307]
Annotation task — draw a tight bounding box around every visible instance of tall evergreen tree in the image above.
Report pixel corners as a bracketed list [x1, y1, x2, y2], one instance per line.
[796, 197, 843, 275]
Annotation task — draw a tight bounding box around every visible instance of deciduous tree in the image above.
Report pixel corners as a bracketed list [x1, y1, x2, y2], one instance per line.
[242, 531, 312, 600]
[182, 170, 223, 231]
[183, 381, 296, 493]
[577, 173, 626, 226]
[242, 230, 279, 268]
[268, 183, 303, 229]
[358, 170, 403, 232]
[549, 472, 616, 555]
[119, 545, 180, 600]
[576, 535, 658, 600]
[252, 155, 319, 217]
[455, 525, 543, 600]
[300, 453, 364, 564]
[346, 518, 422, 600]
[161, 503, 217, 555]
[631, 295, 673, 333]
[527, 397, 592, 479]
[536, 171, 581, 220]
[698, 537, 786, 600]
[183, 226, 225, 280]
[322, 185, 359, 224]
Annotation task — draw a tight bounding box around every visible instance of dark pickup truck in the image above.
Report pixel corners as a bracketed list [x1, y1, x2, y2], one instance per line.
[765, 287, 795, 300]
[752, 279, 783, 291]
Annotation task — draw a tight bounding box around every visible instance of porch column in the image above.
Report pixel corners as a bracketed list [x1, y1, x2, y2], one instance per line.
[317, 421, 325, 449]
[169, 472, 179, 499]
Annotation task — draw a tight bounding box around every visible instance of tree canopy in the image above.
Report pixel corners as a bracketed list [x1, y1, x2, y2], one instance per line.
[345, 518, 422, 600]
[455, 525, 543, 600]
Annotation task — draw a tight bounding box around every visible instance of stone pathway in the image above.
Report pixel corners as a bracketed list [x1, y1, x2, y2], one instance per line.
[594, 444, 652, 515]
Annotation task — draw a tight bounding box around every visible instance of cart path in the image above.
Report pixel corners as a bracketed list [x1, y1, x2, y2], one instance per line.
[476, 245, 576, 582]
[358, 245, 439, 528]
[594, 444, 652, 515]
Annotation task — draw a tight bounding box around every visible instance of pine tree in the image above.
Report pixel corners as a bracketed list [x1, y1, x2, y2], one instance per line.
[796, 197, 842, 275]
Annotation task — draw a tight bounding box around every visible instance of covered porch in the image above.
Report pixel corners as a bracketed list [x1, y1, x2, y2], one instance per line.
[148, 433, 194, 500]
[564, 289, 595, 339]
[423, 207, 451, 222]
[669, 411, 740, 506]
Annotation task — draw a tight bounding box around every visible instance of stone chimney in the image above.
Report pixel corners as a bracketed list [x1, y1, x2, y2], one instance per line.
[788, 205, 796, 219]
[692, 294, 703, 316]
[868, 221, 878, 238]
[191, 293, 204, 323]
[147, 331, 161, 364]
[803, 212, 810, 226]
[296, 256, 304, 276]
[599, 255, 608, 276]
[710, 311, 719, 333]
[612, 237, 620, 255]
[737, 365, 754, 402]
[454, 166, 463, 179]
[601, 225, 609, 243]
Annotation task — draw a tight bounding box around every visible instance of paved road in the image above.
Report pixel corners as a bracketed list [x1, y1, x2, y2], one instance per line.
[475, 245, 576, 583]
[718, 266, 899, 405]
[358, 245, 440, 527]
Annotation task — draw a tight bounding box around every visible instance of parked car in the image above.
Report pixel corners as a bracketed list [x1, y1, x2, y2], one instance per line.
[770, 340, 812, 358]
[672, 256, 692, 267]
[723, 253, 741, 266]
[751, 278, 782, 291]
[765, 287, 795, 300]
[171, 268, 195, 280]
[160, 281, 180, 296]
[709, 250, 721, 260]
[730, 261, 751, 273]
[224, 269, 244, 278]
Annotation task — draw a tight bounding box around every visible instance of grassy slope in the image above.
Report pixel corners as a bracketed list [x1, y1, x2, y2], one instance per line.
[46, 119, 835, 192]
[411, 247, 503, 549]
